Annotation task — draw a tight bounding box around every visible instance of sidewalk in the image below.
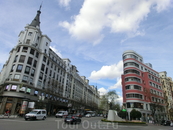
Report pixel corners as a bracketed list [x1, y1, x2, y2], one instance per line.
[0, 115, 19, 119]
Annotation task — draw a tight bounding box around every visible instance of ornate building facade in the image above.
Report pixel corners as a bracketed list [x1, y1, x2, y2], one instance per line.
[159, 71, 173, 120]
[0, 8, 99, 115]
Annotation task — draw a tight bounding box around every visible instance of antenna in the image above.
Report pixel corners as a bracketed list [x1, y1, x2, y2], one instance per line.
[39, 1, 43, 11]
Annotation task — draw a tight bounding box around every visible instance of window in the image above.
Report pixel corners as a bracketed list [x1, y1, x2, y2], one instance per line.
[31, 69, 35, 76]
[22, 47, 28, 52]
[14, 55, 18, 62]
[134, 85, 141, 90]
[26, 88, 31, 94]
[125, 85, 130, 89]
[33, 60, 37, 67]
[43, 56, 46, 62]
[29, 78, 33, 85]
[126, 93, 143, 99]
[30, 49, 35, 55]
[19, 55, 26, 63]
[41, 64, 45, 71]
[39, 72, 43, 80]
[14, 74, 20, 80]
[11, 64, 15, 72]
[25, 66, 30, 74]
[5, 85, 10, 91]
[28, 32, 32, 36]
[17, 47, 21, 52]
[27, 57, 33, 65]
[26, 39, 30, 44]
[34, 90, 38, 96]
[19, 87, 26, 92]
[22, 75, 28, 82]
[11, 85, 17, 91]
[16, 64, 23, 72]
[36, 52, 39, 58]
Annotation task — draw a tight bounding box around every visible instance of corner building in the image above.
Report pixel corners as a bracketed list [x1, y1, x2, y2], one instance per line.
[122, 50, 166, 121]
[0, 9, 99, 115]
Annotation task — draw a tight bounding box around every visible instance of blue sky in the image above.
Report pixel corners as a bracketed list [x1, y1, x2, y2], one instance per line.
[0, 0, 173, 104]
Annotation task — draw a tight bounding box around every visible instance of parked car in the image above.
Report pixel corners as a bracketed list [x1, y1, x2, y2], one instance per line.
[64, 115, 81, 124]
[24, 109, 47, 121]
[163, 120, 171, 126]
[160, 120, 165, 125]
[85, 114, 91, 117]
[55, 111, 68, 118]
[73, 113, 82, 118]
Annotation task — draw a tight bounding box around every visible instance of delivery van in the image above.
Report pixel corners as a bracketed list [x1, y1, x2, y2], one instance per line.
[24, 109, 47, 120]
[55, 111, 68, 118]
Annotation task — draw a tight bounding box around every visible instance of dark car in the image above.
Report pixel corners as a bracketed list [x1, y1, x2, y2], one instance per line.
[74, 113, 83, 118]
[163, 120, 171, 126]
[64, 115, 81, 124]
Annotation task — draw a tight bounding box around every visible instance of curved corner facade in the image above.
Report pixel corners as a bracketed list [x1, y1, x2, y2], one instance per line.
[121, 50, 166, 120]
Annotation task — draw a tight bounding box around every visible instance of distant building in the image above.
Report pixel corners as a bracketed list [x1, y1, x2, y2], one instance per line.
[0, 8, 99, 115]
[122, 50, 166, 121]
[159, 71, 173, 120]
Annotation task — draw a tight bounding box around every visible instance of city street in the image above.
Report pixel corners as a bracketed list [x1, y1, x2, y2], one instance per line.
[0, 116, 172, 130]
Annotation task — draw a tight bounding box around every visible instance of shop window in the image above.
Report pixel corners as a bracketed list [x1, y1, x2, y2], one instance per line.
[11, 85, 17, 91]
[5, 85, 10, 91]
[19, 87, 26, 92]
[34, 90, 38, 96]
[26, 88, 31, 94]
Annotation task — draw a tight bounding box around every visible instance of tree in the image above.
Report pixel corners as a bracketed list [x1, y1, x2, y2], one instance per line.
[130, 109, 141, 120]
[118, 110, 127, 119]
[99, 90, 119, 111]
[106, 90, 119, 110]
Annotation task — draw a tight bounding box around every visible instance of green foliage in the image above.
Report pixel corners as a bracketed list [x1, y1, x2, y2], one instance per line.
[118, 110, 127, 119]
[130, 109, 141, 120]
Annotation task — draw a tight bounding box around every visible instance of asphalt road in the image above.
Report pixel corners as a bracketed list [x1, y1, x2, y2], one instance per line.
[0, 116, 172, 130]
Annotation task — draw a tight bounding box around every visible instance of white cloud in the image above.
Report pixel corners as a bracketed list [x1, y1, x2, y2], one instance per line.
[50, 46, 63, 58]
[89, 61, 123, 80]
[116, 94, 123, 105]
[59, 0, 171, 44]
[98, 87, 108, 95]
[59, 0, 71, 7]
[109, 78, 122, 89]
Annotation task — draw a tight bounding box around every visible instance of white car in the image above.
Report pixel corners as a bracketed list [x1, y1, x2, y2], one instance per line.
[85, 114, 91, 117]
[55, 111, 68, 118]
[24, 109, 47, 120]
